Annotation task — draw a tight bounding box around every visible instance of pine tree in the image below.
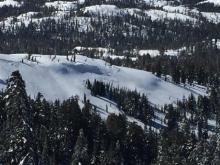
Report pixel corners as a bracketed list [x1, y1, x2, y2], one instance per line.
[106, 140, 123, 165]
[1, 71, 34, 164]
[212, 132, 220, 165]
[106, 114, 126, 141]
[0, 91, 5, 131]
[71, 129, 89, 165]
[124, 123, 145, 165]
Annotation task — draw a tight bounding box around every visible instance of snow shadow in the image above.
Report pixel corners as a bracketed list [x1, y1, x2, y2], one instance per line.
[57, 63, 103, 75]
[0, 79, 6, 85]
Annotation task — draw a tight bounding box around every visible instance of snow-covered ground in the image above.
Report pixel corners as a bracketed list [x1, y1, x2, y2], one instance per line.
[143, 0, 169, 7]
[138, 47, 187, 57]
[198, 0, 220, 7]
[201, 12, 220, 24]
[139, 50, 160, 57]
[45, 1, 77, 11]
[83, 5, 125, 16]
[0, 0, 21, 8]
[0, 53, 211, 131]
[0, 54, 206, 106]
[74, 46, 189, 58]
[1, 0, 220, 33]
[144, 9, 197, 22]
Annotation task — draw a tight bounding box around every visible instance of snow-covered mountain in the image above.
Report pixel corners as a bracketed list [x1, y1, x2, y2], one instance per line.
[1, 0, 220, 31]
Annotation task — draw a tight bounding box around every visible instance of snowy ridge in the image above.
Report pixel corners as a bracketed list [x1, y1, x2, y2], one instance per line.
[198, 0, 220, 7]
[1, 0, 220, 33]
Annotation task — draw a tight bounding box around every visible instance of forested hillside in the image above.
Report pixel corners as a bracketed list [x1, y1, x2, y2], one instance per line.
[0, 0, 220, 164]
[0, 0, 219, 88]
[0, 69, 219, 164]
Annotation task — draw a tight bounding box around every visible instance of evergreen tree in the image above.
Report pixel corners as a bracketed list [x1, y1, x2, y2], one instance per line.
[212, 132, 220, 165]
[71, 129, 89, 165]
[0, 71, 34, 164]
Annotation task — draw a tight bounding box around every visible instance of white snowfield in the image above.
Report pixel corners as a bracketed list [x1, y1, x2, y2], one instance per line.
[0, 54, 208, 129]
[83, 5, 125, 16]
[0, 54, 206, 106]
[144, 9, 197, 22]
[83, 4, 197, 22]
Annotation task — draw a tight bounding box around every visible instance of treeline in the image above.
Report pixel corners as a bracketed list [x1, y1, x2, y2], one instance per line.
[86, 79, 154, 124]
[85, 79, 220, 164]
[106, 40, 220, 87]
[156, 87, 220, 164]
[86, 79, 220, 134]
[0, 71, 157, 165]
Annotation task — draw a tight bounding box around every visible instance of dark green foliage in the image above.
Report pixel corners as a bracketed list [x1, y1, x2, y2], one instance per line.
[86, 79, 154, 125]
[108, 41, 220, 87]
[0, 71, 34, 164]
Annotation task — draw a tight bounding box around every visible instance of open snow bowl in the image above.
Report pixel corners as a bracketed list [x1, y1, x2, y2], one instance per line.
[0, 54, 206, 107]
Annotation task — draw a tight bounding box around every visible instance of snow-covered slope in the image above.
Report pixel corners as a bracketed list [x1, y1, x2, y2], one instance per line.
[144, 9, 197, 22]
[83, 5, 125, 16]
[1, 0, 220, 34]
[0, 53, 209, 130]
[0, 54, 206, 107]
[198, 0, 220, 7]
[45, 1, 77, 11]
[0, 0, 20, 8]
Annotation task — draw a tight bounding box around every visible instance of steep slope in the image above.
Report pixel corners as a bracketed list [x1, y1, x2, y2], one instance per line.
[0, 54, 206, 107]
